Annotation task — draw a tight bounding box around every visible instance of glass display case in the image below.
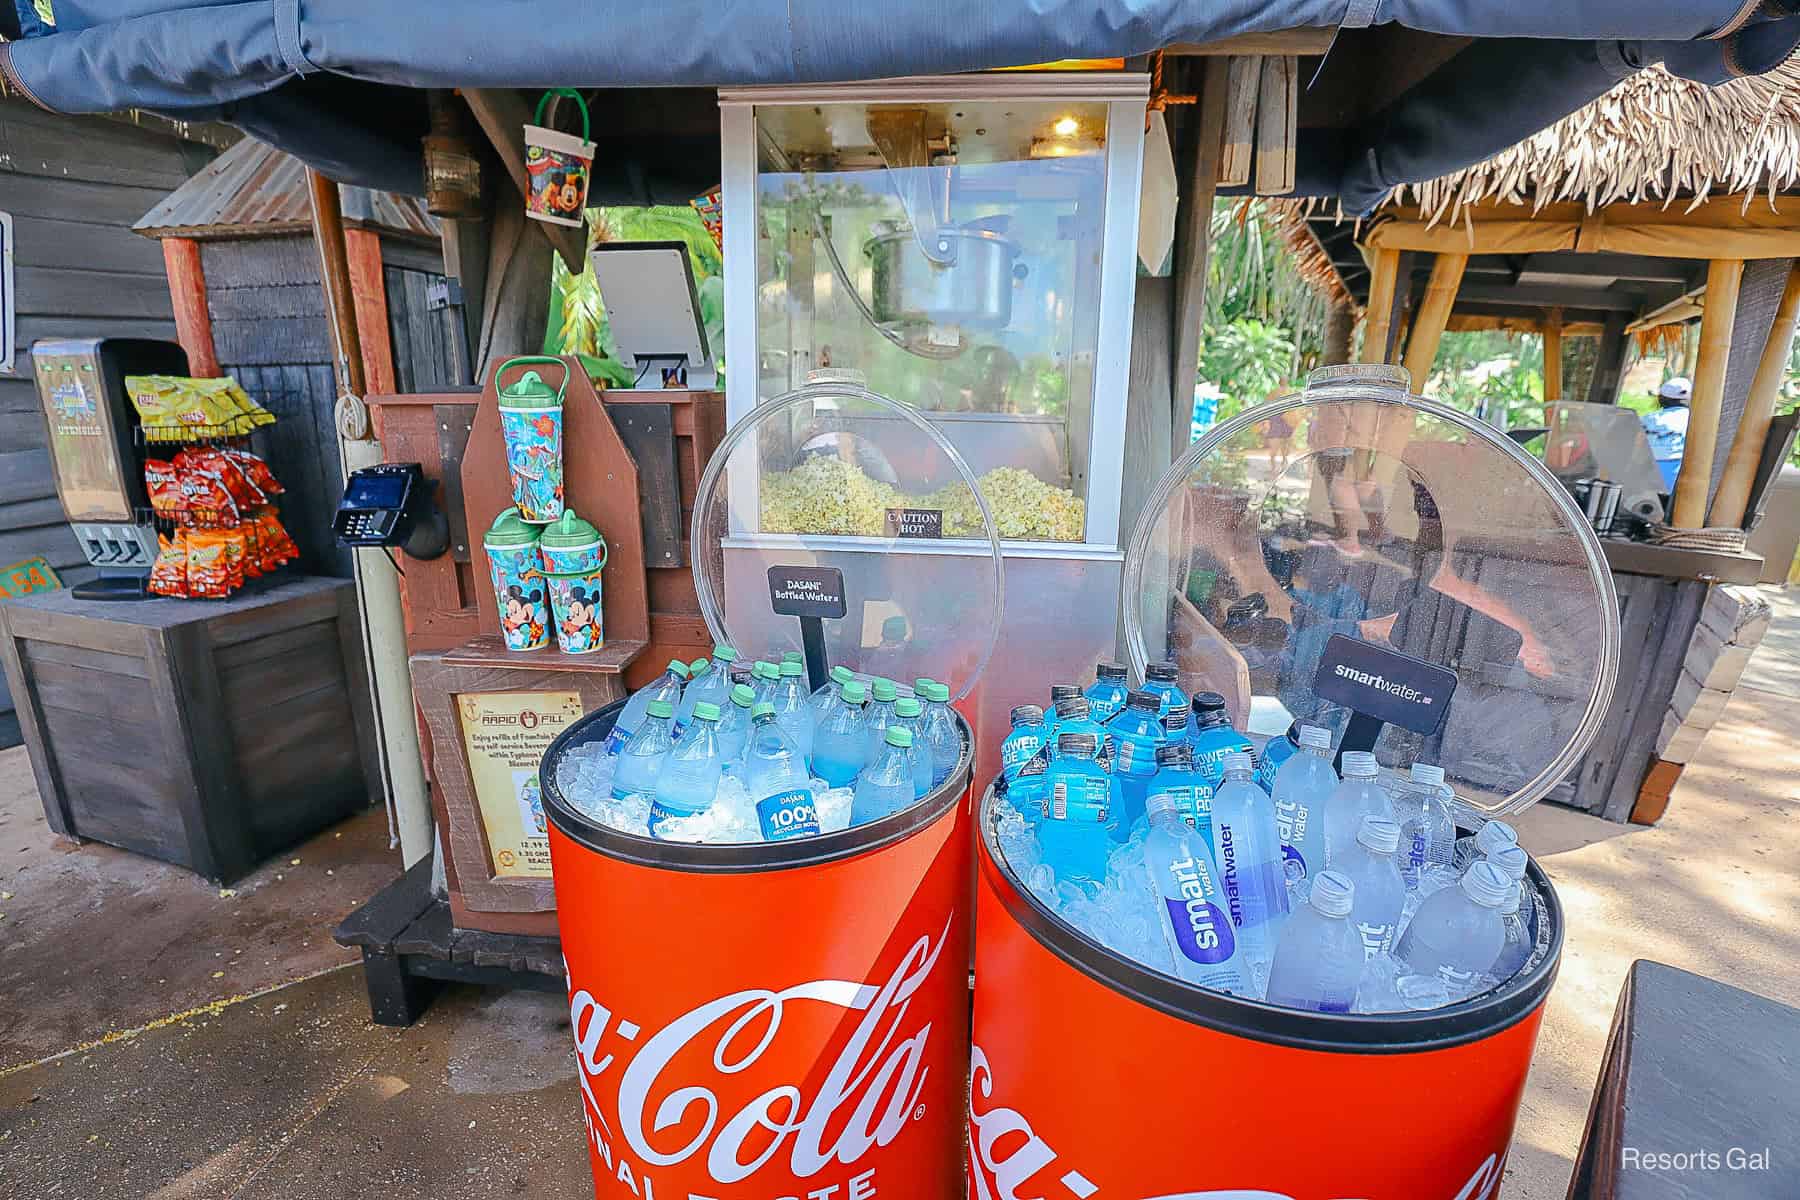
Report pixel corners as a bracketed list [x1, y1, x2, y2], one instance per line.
[721, 76, 1145, 553]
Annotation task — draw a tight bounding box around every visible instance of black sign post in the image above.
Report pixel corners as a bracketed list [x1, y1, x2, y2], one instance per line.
[767, 565, 848, 693]
[1313, 634, 1458, 772]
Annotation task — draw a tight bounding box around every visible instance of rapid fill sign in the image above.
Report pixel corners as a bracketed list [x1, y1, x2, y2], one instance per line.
[1313, 634, 1456, 735]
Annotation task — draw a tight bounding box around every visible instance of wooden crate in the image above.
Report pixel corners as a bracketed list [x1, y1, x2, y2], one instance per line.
[0, 576, 378, 882]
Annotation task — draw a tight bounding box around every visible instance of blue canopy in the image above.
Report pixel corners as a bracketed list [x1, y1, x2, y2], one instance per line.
[5, 0, 1797, 211]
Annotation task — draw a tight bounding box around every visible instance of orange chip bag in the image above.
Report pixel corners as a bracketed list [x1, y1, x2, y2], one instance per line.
[185, 529, 236, 597]
[177, 446, 264, 509]
[148, 531, 190, 597]
[254, 509, 299, 566]
[224, 448, 284, 496]
[144, 459, 183, 518]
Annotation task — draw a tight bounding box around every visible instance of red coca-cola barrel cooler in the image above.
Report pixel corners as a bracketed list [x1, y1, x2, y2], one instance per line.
[542, 384, 1006, 1200]
[969, 365, 1620, 1199]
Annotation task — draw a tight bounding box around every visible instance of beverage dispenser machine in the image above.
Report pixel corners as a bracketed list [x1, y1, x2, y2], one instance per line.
[31, 337, 189, 599]
[718, 72, 1149, 754]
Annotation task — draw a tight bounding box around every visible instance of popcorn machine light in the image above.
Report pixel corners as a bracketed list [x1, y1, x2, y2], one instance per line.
[718, 73, 1149, 751]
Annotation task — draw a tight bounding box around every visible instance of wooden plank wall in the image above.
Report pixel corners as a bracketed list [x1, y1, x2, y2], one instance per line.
[0, 100, 212, 734]
[380, 242, 459, 393]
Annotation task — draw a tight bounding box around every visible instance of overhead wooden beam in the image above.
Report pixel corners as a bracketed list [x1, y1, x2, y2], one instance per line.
[1359, 246, 1402, 363]
[1253, 55, 1297, 195]
[1712, 261, 1800, 527]
[1670, 258, 1745, 528]
[1163, 29, 1336, 56]
[1218, 56, 1259, 187]
[1452, 281, 1643, 311]
[1172, 59, 1228, 430]
[460, 87, 588, 273]
[1444, 313, 1605, 337]
[160, 237, 220, 378]
[1366, 205, 1800, 261]
[1402, 252, 1467, 392]
[1542, 310, 1564, 405]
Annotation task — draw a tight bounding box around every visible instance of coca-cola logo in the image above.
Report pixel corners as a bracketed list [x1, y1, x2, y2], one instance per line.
[970, 1042, 1504, 1200]
[569, 917, 951, 1192]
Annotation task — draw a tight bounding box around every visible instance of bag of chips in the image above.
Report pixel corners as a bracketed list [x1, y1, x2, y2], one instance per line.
[148, 530, 190, 597]
[253, 508, 300, 568]
[184, 529, 238, 597]
[143, 459, 184, 519]
[223, 448, 284, 495]
[176, 446, 265, 509]
[126, 375, 276, 441]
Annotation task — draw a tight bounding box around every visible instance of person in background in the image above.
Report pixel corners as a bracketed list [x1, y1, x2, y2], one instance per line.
[1641, 376, 1692, 492]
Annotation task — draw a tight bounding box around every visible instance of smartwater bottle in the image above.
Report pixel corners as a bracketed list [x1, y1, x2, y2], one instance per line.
[1141, 790, 1246, 993]
[1394, 762, 1456, 890]
[1337, 816, 1407, 960]
[1394, 860, 1512, 991]
[1271, 723, 1335, 886]
[1324, 750, 1394, 867]
[1265, 870, 1363, 1013]
[1209, 751, 1291, 975]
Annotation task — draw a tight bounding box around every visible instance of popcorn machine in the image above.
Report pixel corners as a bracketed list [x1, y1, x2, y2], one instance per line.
[717, 73, 1149, 745]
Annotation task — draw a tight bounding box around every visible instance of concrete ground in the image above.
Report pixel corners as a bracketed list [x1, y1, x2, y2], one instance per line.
[0, 588, 1795, 1198]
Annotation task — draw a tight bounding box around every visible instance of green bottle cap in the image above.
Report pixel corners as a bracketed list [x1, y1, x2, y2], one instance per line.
[688, 657, 711, 678]
[781, 650, 804, 663]
[691, 701, 721, 722]
[483, 508, 542, 548]
[730, 683, 756, 707]
[895, 696, 923, 718]
[925, 681, 951, 703]
[831, 665, 854, 685]
[498, 368, 562, 407]
[712, 644, 739, 663]
[841, 680, 868, 704]
[753, 661, 779, 680]
[871, 678, 898, 702]
[914, 677, 936, 694]
[667, 659, 690, 678]
[751, 701, 776, 719]
[645, 699, 674, 719]
[539, 509, 600, 548]
[779, 660, 804, 677]
[885, 726, 914, 748]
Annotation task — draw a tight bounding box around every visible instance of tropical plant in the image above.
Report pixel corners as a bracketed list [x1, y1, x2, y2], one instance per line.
[1198, 318, 1298, 423]
[1203, 199, 1331, 370]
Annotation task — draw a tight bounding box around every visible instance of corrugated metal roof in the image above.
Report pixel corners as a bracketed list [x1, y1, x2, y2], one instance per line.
[134, 135, 438, 241]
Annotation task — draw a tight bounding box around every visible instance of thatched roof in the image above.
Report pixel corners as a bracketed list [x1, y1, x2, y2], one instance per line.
[1382, 55, 1800, 224]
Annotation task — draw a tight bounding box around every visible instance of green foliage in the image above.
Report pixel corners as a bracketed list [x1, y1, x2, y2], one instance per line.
[1421, 330, 1544, 430]
[1198, 318, 1298, 423]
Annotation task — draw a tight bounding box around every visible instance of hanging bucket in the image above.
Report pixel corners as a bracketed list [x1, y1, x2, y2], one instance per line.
[523, 88, 594, 227]
[541, 702, 976, 1200]
[483, 509, 550, 652]
[496, 356, 568, 523]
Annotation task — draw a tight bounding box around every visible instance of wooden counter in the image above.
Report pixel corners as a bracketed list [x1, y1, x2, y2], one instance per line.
[0, 576, 378, 882]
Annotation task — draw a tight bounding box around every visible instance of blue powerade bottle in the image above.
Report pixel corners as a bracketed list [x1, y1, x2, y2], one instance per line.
[1107, 689, 1165, 834]
[1084, 662, 1130, 724]
[1189, 691, 1254, 790]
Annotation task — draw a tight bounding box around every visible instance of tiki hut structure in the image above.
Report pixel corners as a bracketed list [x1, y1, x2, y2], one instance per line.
[1294, 55, 1800, 534]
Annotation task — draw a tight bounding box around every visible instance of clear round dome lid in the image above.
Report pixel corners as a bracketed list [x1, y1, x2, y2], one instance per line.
[692, 383, 1004, 700]
[1124, 364, 1619, 817]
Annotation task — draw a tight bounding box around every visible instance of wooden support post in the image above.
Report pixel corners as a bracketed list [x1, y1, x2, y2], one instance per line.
[1172, 58, 1227, 431]
[461, 88, 588, 274]
[1543, 310, 1564, 404]
[1586, 314, 1629, 405]
[1253, 55, 1298, 196]
[160, 237, 220, 377]
[345, 228, 398, 397]
[1401, 252, 1467, 393]
[305, 168, 367, 402]
[1359, 246, 1402, 363]
[1218, 57, 1259, 187]
[1671, 258, 1745, 528]
[1712, 261, 1800, 527]
[1322, 297, 1353, 366]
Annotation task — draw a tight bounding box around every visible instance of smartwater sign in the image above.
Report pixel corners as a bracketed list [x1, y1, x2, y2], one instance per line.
[1314, 634, 1456, 735]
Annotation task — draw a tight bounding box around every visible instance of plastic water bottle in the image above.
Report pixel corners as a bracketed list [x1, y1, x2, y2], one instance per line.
[1394, 860, 1512, 990]
[812, 678, 869, 788]
[611, 698, 677, 800]
[770, 659, 814, 761]
[714, 682, 757, 766]
[1324, 751, 1394, 867]
[1108, 689, 1166, 832]
[810, 664, 855, 722]
[742, 702, 820, 843]
[1141, 661, 1189, 718]
[852, 726, 917, 826]
[1001, 705, 1048, 789]
[1145, 742, 1209, 845]
[1486, 844, 1534, 927]
[1394, 762, 1456, 890]
[1039, 732, 1114, 887]
[1492, 882, 1534, 981]
[891, 696, 933, 798]
[1257, 721, 1302, 791]
[1084, 662, 1131, 724]
[1265, 870, 1363, 1013]
[749, 660, 781, 709]
[1141, 790, 1246, 992]
[605, 659, 689, 754]
[648, 701, 726, 837]
[1338, 816, 1407, 960]
[862, 678, 901, 759]
[1190, 692, 1253, 791]
[672, 657, 715, 735]
[917, 680, 963, 788]
[1454, 818, 1519, 871]
[1271, 723, 1334, 888]
[1209, 751, 1291, 976]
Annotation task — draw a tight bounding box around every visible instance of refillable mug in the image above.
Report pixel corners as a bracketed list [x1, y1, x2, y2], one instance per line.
[496, 357, 567, 524]
[542, 511, 608, 655]
[484, 509, 550, 651]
